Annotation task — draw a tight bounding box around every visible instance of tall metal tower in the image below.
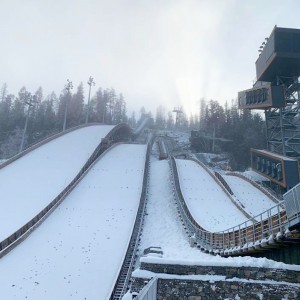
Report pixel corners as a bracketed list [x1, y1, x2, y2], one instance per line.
[238, 26, 300, 190]
[264, 76, 300, 158]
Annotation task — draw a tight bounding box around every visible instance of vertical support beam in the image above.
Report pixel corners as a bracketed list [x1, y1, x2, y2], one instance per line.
[296, 76, 300, 109]
[279, 108, 286, 156]
[264, 109, 270, 151]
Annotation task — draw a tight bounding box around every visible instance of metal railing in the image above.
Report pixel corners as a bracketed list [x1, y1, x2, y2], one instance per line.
[169, 156, 213, 251]
[110, 134, 154, 300]
[283, 183, 300, 228]
[0, 123, 132, 257]
[169, 156, 290, 255]
[136, 277, 158, 300]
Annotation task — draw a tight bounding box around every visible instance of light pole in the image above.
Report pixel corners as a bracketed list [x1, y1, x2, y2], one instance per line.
[63, 79, 73, 131]
[85, 76, 95, 124]
[19, 92, 35, 153]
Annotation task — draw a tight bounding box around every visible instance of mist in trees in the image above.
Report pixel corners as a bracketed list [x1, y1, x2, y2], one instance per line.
[151, 99, 266, 170]
[0, 83, 128, 158]
[0, 81, 265, 170]
[200, 99, 266, 170]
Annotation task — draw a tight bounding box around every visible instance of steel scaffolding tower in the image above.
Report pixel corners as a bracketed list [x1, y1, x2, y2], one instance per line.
[238, 26, 300, 190]
[265, 76, 300, 158]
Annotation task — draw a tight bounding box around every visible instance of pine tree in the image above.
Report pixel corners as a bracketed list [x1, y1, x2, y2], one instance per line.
[0, 83, 8, 102]
[199, 98, 206, 130]
[128, 111, 137, 128]
[155, 105, 166, 129]
[166, 111, 174, 129]
[69, 83, 84, 127]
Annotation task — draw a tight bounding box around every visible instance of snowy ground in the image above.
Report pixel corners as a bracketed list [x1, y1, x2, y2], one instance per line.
[139, 158, 208, 260]
[0, 143, 147, 300]
[0, 125, 114, 242]
[243, 170, 270, 182]
[175, 159, 248, 232]
[223, 175, 276, 217]
[162, 130, 190, 150]
[196, 152, 228, 165]
[137, 149, 300, 274]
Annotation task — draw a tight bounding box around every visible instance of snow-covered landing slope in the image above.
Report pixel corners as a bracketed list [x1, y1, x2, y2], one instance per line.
[175, 159, 248, 232]
[0, 143, 147, 300]
[0, 125, 114, 242]
[223, 175, 276, 216]
[138, 153, 300, 272]
[140, 158, 212, 260]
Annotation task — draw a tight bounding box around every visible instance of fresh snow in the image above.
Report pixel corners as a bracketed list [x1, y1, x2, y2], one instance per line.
[175, 159, 248, 231]
[0, 159, 7, 164]
[243, 170, 270, 182]
[139, 158, 211, 260]
[138, 148, 300, 273]
[139, 255, 300, 271]
[0, 125, 114, 242]
[0, 143, 147, 300]
[132, 269, 300, 286]
[256, 150, 297, 161]
[223, 175, 276, 217]
[163, 130, 190, 149]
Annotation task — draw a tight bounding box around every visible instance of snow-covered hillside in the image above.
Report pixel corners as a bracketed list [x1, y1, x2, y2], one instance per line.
[175, 159, 248, 231]
[223, 174, 277, 217]
[0, 125, 114, 242]
[0, 143, 147, 300]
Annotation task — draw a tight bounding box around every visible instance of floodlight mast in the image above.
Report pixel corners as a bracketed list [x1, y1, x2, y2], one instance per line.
[85, 76, 95, 124]
[63, 79, 73, 131]
[19, 92, 35, 153]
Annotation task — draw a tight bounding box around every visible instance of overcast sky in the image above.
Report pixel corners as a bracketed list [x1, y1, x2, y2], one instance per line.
[0, 0, 299, 115]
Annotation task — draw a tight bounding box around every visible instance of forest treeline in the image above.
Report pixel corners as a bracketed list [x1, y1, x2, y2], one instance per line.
[0, 83, 129, 158]
[153, 99, 266, 170]
[0, 83, 265, 170]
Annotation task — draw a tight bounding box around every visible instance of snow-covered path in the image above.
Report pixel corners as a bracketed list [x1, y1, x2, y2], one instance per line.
[0, 125, 114, 242]
[175, 159, 248, 232]
[139, 157, 210, 260]
[0, 143, 147, 300]
[223, 175, 277, 216]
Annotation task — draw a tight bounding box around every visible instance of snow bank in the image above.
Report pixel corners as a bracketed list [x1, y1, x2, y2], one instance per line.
[243, 170, 270, 182]
[140, 256, 300, 271]
[132, 269, 300, 286]
[0, 143, 147, 300]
